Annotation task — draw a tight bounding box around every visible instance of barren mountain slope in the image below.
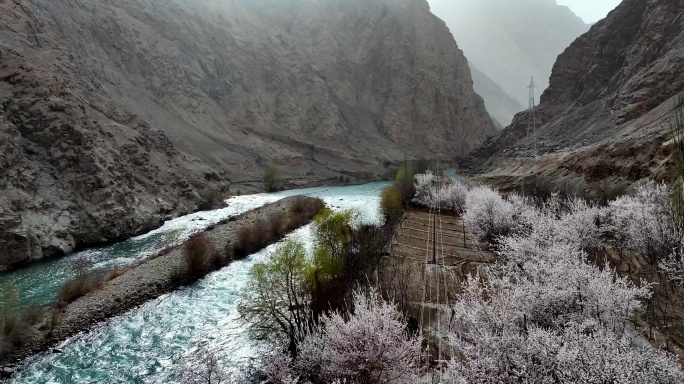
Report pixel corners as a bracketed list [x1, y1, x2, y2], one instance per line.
[0, 1, 232, 268]
[41, 0, 497, 171]
[473, 0, 684, 188]
[0, 0, 495, 266]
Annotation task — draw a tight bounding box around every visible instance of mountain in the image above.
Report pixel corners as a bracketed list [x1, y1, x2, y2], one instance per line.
[473, 0, 684, 187]
[428, 0, 590, 106]
[0, 0, 496, 267]
[469, 64, 526, 127]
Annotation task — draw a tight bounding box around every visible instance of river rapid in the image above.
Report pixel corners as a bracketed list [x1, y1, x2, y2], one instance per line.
[5, 182, 388, 383]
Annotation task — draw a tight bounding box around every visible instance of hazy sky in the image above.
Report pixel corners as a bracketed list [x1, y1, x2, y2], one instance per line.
[426, 1, 622, 24]
[555, 0, 622, 23]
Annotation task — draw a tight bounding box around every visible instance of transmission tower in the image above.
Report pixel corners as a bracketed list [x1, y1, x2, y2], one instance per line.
[527, 77, 541, 158]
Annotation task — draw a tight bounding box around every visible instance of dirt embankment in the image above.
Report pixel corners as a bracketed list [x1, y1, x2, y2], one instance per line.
[1, 196, 323, 376]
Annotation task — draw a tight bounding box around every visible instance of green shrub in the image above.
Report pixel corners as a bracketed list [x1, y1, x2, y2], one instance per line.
[380, 186, 403, 225]
[312, 210, 355, 277]
[239, 240, 311, 349]
[395, 160, 415, 205]
[263, 168, 283, 192]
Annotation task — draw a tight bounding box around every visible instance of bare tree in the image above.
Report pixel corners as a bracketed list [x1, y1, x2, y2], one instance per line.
[71, 254, 95, 288]
[177, 347, 236, 384]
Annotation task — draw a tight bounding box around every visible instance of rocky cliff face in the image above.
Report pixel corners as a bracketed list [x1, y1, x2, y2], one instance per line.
[0, 0, 232, 267]
[0, 0, 495, 267]
[429, 0, 589, 124]
[473, 0, 684, 188]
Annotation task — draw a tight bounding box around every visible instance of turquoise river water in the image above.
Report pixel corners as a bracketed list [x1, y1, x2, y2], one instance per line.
[2, 182, 388, 383]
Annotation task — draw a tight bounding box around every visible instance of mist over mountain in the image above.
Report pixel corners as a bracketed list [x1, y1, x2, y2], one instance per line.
[429, 0, 590, 124]
[469, 64, 525, 128]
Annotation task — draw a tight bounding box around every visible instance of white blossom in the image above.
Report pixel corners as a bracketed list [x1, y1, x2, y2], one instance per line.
[442, 182, 682, 383]
[609, 182, 682, 263]
[440, 183, 468, 213]
[412, 172, 468, 213]
[463, 186, 517, 241]
[445, 275, 679, 383]
[296, 289, 422, 384]
[413, 172, 437, 207]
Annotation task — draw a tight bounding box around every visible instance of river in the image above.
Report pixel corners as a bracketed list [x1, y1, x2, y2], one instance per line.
[6, 182, 389, 383]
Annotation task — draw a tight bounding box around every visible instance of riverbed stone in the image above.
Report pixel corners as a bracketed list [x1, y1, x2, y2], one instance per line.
[1, 367, 14, 378]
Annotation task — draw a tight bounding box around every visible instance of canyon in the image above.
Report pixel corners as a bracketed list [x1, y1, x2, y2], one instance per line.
[0, 0, 496, 267]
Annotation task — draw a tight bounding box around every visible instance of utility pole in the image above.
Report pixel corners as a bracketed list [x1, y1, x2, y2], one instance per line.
[432, 160, 440, 265]
[527, 77, 540, 159]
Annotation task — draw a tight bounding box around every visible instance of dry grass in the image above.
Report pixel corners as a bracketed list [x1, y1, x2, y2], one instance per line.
[289, 198, 325, 228]
[233, 198, 325, 259]
[169, 263, 188, 286]
[103, 267, 132, 282]
[0, 302, 48, 355]
[58, 277, 98, 305]
[23, 302, 45, 327]
[268, 213, 285, 239]
[58, 267, 133, 306]
[234, 226, 257, 259]
[145, 245, 176, 262]
[49, 308, 61, 335]
[183, 235, 216, 276]
[252, 219, 267, 249]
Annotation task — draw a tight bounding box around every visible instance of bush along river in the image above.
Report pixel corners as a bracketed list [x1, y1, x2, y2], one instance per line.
[4, 182, 388, 383]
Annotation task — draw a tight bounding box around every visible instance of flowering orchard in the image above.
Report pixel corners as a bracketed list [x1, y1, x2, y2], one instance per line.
[247, 178, 684, 383]
[412, 175, 684, 382]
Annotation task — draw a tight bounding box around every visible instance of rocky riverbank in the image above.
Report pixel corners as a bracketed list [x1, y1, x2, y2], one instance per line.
[0, 196, 324, 377]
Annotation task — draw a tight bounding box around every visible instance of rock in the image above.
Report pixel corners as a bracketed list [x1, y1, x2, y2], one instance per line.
[52, 348, 63, 354]
[473, 0, 684, 185]
[0, 367, 14, 378]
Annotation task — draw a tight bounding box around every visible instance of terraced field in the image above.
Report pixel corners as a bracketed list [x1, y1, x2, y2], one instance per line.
[384, 209, 497, 363]
[391, 210, 496, 276]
